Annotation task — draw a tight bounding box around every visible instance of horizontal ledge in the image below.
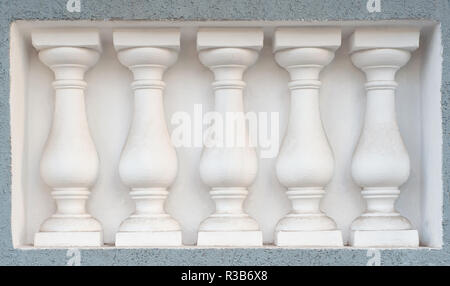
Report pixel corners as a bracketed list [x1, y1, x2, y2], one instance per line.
[15, 244, 436, 250]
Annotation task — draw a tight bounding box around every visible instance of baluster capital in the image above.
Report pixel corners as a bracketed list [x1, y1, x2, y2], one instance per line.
[349, 27, 419, 83]
[32, 29, 101, 84]
[274, 27, 341, 81]
[113, 29, 180, 82]
[197, 28, 263, 82]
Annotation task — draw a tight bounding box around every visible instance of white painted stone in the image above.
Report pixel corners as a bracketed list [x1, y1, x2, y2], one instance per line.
[12, 23, 440, 249]
[196, 28, 263, 247]
[113, 29, 182, 247]
[32, 29, 103, 247]
[273, 28, 343, 247]
[349, 28, 420, 247]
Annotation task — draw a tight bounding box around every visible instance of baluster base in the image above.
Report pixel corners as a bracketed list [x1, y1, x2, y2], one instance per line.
[350, 230, 419, 247]
[115, 231, 182, 247]
[275, 230, 343, 247]
[197, 187, 263, 246]
[274, 210, 343, 247]
[197, 231, 262, 247]
[115, 214, 182, 246]
[34, 231, 103, 247]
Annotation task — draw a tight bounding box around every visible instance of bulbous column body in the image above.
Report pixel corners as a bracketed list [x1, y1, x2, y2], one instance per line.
[113, 29, 182, 246]
[349, 28, 420, 247]
[273, 28, 343, 246]
[196, 28, 263, 246]
[32, 30, 103, 247]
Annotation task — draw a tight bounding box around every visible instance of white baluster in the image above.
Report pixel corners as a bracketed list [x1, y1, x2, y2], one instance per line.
[196, 28, 263, 246]
[113, 29, 182, 246]
[273, 28, 343, 247]
[349, 27, 420, 247]
[32, 30, 103, 247]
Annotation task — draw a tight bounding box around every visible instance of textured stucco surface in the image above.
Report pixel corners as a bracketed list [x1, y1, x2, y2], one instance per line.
[0, 0, 449, 265]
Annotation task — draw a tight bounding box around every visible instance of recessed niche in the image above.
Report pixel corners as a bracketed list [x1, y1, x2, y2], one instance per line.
[10, 20, 443, 248]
